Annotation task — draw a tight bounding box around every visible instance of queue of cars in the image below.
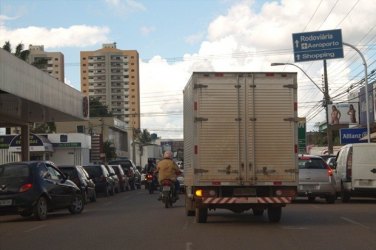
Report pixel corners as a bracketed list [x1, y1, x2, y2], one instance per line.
[0, 159, 142, 220]
[298, 143, 376, 203]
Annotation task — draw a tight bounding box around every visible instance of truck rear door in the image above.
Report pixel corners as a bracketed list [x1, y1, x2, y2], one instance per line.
[245, 73, 297, 184]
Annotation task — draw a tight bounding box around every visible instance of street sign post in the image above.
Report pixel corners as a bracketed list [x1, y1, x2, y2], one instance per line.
[292, 29, 344, 62]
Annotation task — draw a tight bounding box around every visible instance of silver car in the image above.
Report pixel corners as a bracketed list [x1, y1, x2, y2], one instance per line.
[298, 155, 336, 203]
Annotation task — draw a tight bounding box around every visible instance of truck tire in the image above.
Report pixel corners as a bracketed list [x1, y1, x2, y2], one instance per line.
[267, 207, 282, 223]
[195, 208, 208, 223]
[185, 196, 195, 216]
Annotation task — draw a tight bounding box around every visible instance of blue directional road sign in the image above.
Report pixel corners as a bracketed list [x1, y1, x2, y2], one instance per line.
[292, 29, 344, 62]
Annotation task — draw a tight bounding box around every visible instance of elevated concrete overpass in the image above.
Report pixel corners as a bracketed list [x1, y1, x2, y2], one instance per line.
[0, 49, 88, 161]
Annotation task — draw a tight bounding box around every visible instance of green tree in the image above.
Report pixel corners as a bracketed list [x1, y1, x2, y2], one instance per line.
[2, 41, 30, 61]
[89, 96, 112, 117]
[103, 140, 117, 161]
[30, 122, 56, 133]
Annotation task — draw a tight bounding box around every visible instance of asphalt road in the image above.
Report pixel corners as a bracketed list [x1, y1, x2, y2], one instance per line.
[1, 189, 376, 250]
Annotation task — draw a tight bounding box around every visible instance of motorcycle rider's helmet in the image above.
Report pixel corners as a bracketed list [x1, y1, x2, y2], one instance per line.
[163, 150, 173, 159]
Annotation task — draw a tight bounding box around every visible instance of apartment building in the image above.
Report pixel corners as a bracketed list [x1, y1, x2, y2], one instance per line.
[80, 43, 140, 129]
[28, 45, 65, 82]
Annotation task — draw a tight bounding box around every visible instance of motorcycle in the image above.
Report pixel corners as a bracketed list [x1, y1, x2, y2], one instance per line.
[159, 179, 177, 208]
[146, 172, 158, 194]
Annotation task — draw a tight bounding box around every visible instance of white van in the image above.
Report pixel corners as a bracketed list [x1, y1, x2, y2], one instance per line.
[332, 143, 376, 202]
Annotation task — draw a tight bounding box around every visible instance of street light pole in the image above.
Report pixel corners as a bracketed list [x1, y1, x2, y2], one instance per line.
[271, 62, 332, 153]
[323, 60, 333, 154]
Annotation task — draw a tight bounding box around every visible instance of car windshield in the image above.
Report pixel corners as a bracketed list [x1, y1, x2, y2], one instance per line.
[299, 158, 326, 169]
[59, 168, 78, 178]
[0, 164, 30, 178]
[83, 166, 102, 176]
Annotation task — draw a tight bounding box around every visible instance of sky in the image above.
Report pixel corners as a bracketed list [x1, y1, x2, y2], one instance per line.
[1, 0, 376, 139]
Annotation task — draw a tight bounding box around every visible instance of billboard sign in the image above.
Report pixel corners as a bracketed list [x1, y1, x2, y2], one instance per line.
[340, 128, 367, 144]
[327, 103, 359, 125]
[292, 29, 344, 62]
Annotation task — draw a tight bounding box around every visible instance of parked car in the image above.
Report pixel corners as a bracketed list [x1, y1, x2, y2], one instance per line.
[0, 161, 84, 220]
[58, 165, 96, 203]
[104, 165, 120, 193]
[108, 160, 141, 190]
[297, 155, 336, 203]
[109, 164, 129, 192]
[83, 164, 115, 197]
[332, 143, 376, 202]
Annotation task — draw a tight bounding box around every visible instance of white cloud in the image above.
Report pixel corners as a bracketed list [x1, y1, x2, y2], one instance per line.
[140, 0, 376, 137]
[0, 24, 110, 49]
[185, 32, 205, 45]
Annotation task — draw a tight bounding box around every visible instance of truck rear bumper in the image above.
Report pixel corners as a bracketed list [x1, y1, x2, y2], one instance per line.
[202, 196, 292, 204]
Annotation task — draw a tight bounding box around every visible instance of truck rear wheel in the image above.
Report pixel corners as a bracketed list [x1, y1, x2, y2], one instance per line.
[195, 207, 207, 223]
[267, 207, 282, 223]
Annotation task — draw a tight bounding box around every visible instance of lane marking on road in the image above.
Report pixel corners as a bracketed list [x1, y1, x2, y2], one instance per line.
[24, 224, 46, 233]
[341, 217, 370, 229]
[186, 242, 193, 250]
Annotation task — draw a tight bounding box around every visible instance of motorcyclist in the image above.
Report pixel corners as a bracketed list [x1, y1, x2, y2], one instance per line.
[144, 158, 157, 190]
[145, 158, 156, 173]
[155, 150, 181, 200]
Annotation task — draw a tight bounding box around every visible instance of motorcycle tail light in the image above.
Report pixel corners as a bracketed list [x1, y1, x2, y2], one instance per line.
[161, 179, 171, 186]
[19, 183, 33, 192]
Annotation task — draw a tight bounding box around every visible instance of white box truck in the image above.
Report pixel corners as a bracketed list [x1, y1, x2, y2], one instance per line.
[183, 72, 299, 223]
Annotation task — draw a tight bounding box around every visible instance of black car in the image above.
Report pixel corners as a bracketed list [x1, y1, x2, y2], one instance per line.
[104, 165, 120, 193]
[0, 161, 84, 220]
[108, 159, 141, 190]
[58, 165, 96, 203]
[83, 164, 115, 197]
[108, 164, 129, 192]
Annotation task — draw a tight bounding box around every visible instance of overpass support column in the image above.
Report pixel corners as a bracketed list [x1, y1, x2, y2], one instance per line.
[21, 125, 30, 161]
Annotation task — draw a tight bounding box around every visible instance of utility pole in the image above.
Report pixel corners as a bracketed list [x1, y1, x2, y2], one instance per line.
[323, 60, 333, 154]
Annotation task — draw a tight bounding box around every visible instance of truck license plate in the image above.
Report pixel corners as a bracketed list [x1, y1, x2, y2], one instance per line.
[0, 199, 12, 206]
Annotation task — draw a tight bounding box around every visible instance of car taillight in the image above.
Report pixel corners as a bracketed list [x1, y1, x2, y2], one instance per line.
[346, 169, 352, 180]
[19, 183, 33, 192]
[324, 162, 333, 177]
[327, 168, 333, 176]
